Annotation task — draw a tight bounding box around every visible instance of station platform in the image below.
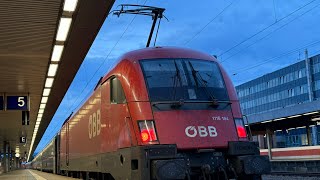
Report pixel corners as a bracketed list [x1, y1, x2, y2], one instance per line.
[0, 169, 75, 180]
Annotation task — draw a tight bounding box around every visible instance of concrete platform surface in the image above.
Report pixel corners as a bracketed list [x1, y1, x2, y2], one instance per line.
[0, 169, 76, 180]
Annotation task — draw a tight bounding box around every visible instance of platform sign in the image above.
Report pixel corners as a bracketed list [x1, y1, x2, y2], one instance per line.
[6, 96, 28, 110]
[0, 96, 3, 110]
[20, 137, 26, 144]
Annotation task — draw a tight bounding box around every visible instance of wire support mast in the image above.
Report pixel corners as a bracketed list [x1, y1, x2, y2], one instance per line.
[112, 4, 167, 47]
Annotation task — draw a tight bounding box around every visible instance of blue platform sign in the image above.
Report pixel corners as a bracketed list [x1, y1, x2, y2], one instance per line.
[6, 96, 28, 110]
[0, 96, 3, 110]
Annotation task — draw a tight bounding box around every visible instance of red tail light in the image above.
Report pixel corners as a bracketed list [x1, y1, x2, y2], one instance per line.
[235, 118, 247, 138]
[138, 120, 158, 142]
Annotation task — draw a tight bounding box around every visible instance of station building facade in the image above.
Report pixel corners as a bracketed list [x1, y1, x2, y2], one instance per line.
[235, 51, 320, 150]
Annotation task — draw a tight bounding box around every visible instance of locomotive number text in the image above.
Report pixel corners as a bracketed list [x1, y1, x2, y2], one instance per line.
[185, 126, 218, 138]
[88, 109, 101, 139]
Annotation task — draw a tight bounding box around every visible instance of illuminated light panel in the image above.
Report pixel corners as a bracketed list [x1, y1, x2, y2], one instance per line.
[261, 120, 272, 124]
[38, 109, 44, 114]
[63, 0, 78, 12]
[274, 117, 286, 121]
[312, 117, 320, 121]
[40, 103, 46, 109]
[296, 126, 306, 129]
[288, 114, 302, 118]
[287, 128, 295, 131]
[37, 117, 42, 122]
[36, 121, 40, 125]
[47, 64, 58, 77]
[51, 45, 64, 62]
[45, 78, 54, 88]
[304, 111, 318, 115]
[41, 97, 48, 103]
[38, 114, 43, 118]
[56, 18, 72, 41]
[43, 88, 51, 97]
[35, 124, 39, 128]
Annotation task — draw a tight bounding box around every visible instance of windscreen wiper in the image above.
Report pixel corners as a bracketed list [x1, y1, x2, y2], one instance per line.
[171, 60, 183, 103]
[187, 61, 219, 107]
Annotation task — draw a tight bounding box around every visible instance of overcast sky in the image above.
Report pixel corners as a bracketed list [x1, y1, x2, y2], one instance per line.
[34, 0, 320, 154]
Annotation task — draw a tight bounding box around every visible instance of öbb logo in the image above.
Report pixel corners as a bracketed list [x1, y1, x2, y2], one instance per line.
[88, 109, 101, 139]
[185, 126, 218, 137]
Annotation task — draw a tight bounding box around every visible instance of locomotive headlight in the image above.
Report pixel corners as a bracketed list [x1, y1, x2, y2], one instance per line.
[138, 120, 158, 142]
[234, 118, 247, 138]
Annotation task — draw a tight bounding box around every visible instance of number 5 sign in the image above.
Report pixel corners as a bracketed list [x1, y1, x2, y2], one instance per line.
[7, 96, 29, 110]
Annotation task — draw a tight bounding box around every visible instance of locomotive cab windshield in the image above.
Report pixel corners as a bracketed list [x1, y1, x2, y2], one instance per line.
[140, 58, 231, 109]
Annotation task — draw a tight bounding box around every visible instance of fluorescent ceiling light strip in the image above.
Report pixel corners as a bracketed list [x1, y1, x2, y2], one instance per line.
[38, 114, 43, 118]
[274, 117, 286, 121]
[40, 103, 46, 109]
[38, 109, 44, 114]
[296, 126, 306, 129]
[41, 97, 48, 103]
[45, 78, 54, 88]
[51, 45, 64, 62]
[261, 120, 272, 123]
[63, 0, 78, 12]
[312, 117, 320, 121]
[288, 114, 302, 118]
[304, 111, 318, 115]
[47, 64, 58, 77]
[43, 88, 51, 97]
[56, 18, 72, 41]
[37, 117, 42, 122]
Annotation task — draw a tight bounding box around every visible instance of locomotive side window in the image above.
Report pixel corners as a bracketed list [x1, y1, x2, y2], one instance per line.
[110, 77, 126, 104]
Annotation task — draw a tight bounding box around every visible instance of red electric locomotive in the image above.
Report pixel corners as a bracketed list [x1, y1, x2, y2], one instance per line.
[34, 47, 270, 179]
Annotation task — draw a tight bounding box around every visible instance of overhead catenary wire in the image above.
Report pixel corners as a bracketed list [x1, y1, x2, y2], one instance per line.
[184, 0, 235, 46]
[220, 2, 320, 63]
[234, 47, 320, 85]
[218, 0, 317, 58]
[231, 39, 320, 76]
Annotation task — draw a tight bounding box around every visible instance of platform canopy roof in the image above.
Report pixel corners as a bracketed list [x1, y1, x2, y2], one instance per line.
[0, 0, 115, 161]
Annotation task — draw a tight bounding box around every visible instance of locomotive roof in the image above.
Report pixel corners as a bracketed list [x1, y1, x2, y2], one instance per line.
[120, 46, 218, 62]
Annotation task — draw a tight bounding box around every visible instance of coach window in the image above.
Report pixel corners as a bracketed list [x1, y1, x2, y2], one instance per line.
[110, 77, 126, 104]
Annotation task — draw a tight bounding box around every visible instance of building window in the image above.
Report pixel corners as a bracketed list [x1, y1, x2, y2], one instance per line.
[298, 70, 302, 78]
[288, 89, 295, 97]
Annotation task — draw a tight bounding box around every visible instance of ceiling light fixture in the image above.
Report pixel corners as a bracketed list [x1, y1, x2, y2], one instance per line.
[41, 97, 48, 104]
[47, 64, 58, 77]
[45, 78, 54, 88]
[63, 0, 78, 12]
[39, 103, 46, 109]
[304, 111, 318, 115]
[56, 18, 72, 41]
